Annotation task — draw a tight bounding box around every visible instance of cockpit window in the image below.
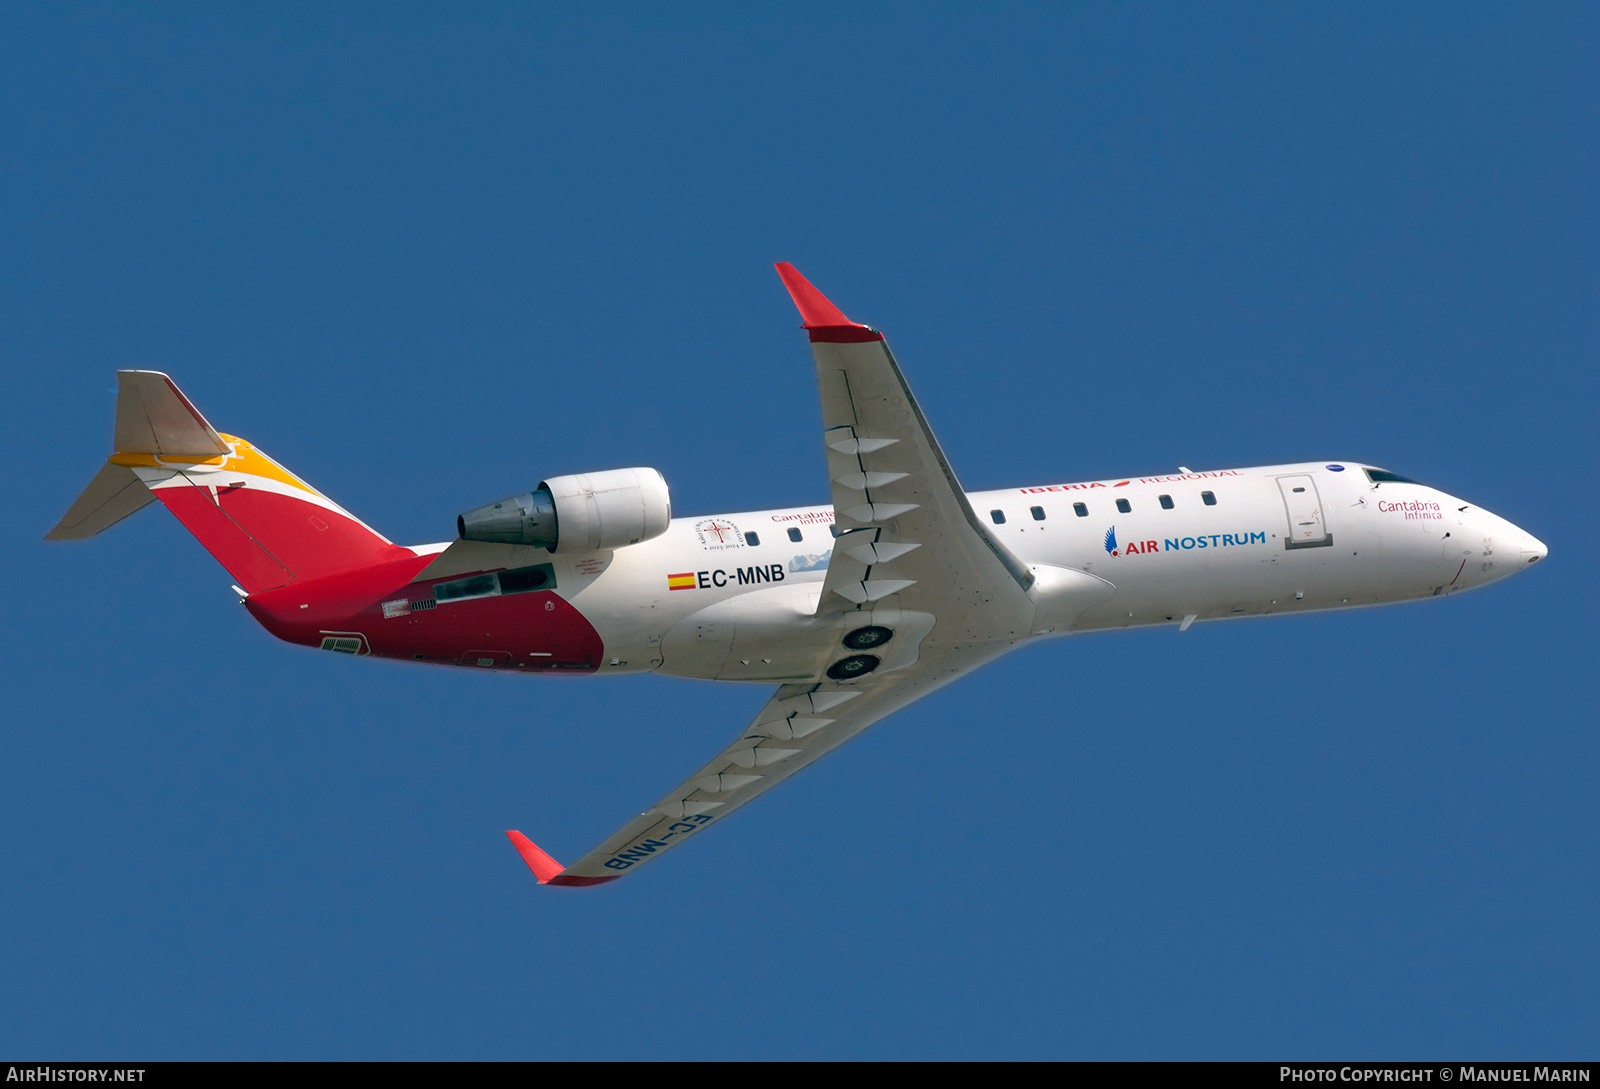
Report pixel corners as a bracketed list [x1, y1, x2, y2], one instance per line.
[1364, 468, 1422, 485]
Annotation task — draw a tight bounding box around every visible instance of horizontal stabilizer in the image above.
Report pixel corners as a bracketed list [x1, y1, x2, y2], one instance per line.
[115, 370, 229, 456]
[45, 462, 155, 540]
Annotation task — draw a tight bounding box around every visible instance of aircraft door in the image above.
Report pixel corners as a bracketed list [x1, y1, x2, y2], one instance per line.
[1278, 474, 1331, 549]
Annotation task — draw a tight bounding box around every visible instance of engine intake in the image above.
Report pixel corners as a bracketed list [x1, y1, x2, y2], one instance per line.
[457, 467, 671, 554]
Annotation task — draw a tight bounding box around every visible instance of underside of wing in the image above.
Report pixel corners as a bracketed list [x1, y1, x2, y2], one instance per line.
[506, 642, 1008, 885]
[504, 265, 1073, 887]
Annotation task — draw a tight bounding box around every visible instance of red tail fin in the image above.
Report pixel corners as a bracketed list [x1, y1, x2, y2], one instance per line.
[47, 371, 409, 593]
[140, 435, 408, 592]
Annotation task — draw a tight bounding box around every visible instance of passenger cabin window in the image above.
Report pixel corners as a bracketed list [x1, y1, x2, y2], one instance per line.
[1365, 468, 1421, 485]
[1073, 502, 1088, 517]
[788, 527, 803, 542]
[990, 509, 1006, 525]
[1159, 494, 1174, 510]
[744, 532, 760, 546]
[1201, 491, 1216, 506]
[1030, 506, 1046, 521]
[1115, 498, 1131, 514]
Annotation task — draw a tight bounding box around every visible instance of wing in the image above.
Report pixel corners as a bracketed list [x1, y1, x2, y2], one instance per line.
[506, 266, 1042, 886]
[773, 263, 1036, 646]
[507, 641, 1008, 885]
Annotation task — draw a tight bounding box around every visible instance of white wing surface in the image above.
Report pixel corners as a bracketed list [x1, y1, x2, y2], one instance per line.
[509, 642, 1007, 885]
[773, 263, 1036, 648]
[507, 265, 1041, 886]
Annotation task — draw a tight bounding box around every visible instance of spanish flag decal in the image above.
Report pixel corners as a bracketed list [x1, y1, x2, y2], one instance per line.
[667, 572, 696, 591]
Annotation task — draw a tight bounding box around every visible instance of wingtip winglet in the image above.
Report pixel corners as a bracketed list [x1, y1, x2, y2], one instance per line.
[773, 263, 884, 343]
[505, 830, 566, 884]
[504, 831, 620, 888]
[774, 262, 851, 326]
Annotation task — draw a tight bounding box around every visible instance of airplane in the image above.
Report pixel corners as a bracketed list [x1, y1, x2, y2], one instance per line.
[46, 263, 1548, 887]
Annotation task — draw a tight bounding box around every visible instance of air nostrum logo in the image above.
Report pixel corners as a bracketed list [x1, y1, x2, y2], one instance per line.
[1105, 525, 1267, 557]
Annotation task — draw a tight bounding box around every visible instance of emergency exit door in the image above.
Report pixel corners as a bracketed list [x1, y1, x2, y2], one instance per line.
[1278, 474, 1332, 549]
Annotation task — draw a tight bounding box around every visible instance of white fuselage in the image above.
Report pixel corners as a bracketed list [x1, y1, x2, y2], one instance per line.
[534, 461, 1545, 680]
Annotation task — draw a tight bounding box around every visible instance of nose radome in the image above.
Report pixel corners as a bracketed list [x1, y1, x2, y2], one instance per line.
[1459, 505, 1546, 586]
[1517, 530, 1548, 567]
[1488, 512, 1546, 576]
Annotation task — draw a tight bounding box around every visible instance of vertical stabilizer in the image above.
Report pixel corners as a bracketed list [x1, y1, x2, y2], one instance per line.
[47, 371, 410, 592]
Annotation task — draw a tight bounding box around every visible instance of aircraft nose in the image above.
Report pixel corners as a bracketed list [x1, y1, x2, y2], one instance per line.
[1452, 505, 1546, 588]
[1516, 529, 1548, 568]
[1487, 516, 1547, 580]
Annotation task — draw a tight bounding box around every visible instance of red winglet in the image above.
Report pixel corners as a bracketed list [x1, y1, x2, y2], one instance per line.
[504, 831, 620, 887]
[774, 263, 884, 343]
[505, 830, 566, 884]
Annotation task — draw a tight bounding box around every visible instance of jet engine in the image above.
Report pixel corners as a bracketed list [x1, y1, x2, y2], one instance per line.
[457, 467, 671, 553]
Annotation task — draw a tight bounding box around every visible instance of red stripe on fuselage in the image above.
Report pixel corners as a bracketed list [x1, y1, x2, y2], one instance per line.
[246, 555, 604, 672]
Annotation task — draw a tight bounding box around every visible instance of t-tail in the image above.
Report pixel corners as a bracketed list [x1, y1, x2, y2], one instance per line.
[47, 371, 410, 593]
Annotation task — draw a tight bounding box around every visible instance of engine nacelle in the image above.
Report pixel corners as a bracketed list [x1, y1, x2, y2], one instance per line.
[457, 467, 671, 553]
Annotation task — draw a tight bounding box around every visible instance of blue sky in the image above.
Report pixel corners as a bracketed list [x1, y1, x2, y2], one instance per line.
[3, 4, 1595, 1059]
